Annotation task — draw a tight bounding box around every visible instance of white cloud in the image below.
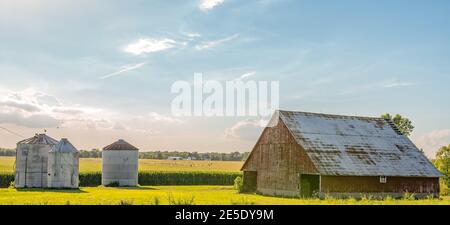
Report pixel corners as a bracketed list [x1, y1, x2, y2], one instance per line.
[413, 129, 450, 158]
[35, 93, 61, 107]
[0, 100, 41, 112]
[124, 38, 176, 55]
[199, 0, 225, 11]
[100, 62, 147, 79]
[383, 82, 416, 88]
[0, 111, 60, 128]
[148, 112, 183, 123]
[0, 88, 108, 129]
[237, 71, 256, 80]
[195, 34, 239, 50]
[225, 118, 268, 140]
[185, 32, 201, 38]
[52, 107, 84, 115]
[113, 122, 126, 130]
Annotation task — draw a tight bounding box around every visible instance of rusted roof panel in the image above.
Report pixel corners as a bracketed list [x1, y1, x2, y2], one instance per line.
[17, 133, 58, 145]
[279, 110, 442, 177]
[103, 139, 139, 151]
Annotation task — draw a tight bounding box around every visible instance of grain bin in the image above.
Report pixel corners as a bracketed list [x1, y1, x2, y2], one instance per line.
[47, 138, 79, 188]
[102, 139, 139, 186]
[15, 133, 58, 188]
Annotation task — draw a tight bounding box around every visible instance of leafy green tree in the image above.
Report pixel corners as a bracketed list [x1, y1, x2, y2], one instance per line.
[434, 145, 450, 187]
[381, 113, 415, 136]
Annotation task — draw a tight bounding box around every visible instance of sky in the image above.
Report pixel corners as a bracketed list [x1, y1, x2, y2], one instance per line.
[0, 0, 450, 158]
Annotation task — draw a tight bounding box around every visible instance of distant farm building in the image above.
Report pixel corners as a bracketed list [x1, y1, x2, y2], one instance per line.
[168, 156, 183, 160]
[102, 139, 139, 186]
[241, 110, 442, 198]
[15, 134, 58, 188]
[47, 138, 80, 188]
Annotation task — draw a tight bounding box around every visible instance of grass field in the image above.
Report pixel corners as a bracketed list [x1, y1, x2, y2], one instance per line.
[0, 186, 449, 205]
[0, 156, 243, 173]
[1, 156, 448, 205]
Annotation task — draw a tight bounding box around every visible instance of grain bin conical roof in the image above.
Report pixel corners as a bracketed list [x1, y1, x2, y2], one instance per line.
[50, 138, 78, 153]
[103, 139, 139, 151]
[17, 133, 58, 145]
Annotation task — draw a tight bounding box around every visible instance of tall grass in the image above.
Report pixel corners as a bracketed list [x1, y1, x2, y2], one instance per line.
[167, 193, 196, 205]
[118, 199, 134, 205]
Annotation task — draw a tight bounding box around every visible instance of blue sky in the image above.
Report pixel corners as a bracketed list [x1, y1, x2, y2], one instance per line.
[0, 0, 449, 157]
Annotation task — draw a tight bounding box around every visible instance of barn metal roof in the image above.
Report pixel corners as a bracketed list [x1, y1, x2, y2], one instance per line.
[103, 139, 139, 151]
[279, 110, 442, 177]
[50, 138, 78, 153]
[17, 133, 58, 145]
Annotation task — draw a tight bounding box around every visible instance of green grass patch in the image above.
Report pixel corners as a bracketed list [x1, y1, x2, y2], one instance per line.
[0, 186, 449, 205]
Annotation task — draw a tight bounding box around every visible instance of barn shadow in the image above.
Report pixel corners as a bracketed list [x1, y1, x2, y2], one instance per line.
[15, 188, 87, 193]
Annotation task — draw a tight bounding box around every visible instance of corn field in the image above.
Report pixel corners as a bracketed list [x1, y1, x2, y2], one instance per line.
[0, 171, 242, 187]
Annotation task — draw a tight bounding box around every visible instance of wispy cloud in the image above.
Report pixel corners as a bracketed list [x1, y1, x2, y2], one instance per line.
[341, 79, 417, 95]
[0, 100, 41, 112]
[148, 112, 183, 123]
[124, 38, 176, 55]
[239, 71, 256, 79]
[195, 34, 239, 50]
[383, 82, 416, 88]
[234, 71, 256, 81]
[185, 32, 201, 38]
[100, 62, 147, 79]
[199, 0, 225, 11]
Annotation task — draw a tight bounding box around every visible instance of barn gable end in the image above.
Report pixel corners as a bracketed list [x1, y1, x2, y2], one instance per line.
[241, 113, 318, 196]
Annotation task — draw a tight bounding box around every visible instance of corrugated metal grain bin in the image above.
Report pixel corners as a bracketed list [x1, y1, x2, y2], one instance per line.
[47, 138, 79, 189]
[15, 133, 58, 188]
[102, 139, 139, 186]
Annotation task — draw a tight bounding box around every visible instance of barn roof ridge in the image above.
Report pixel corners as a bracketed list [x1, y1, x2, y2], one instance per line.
[277, 109, 385, 121]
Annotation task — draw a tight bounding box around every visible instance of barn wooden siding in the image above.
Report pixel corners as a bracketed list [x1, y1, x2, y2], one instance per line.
[320, 176, 440, 197]
[242, 117, 318, 196]
[242, 171, 257, 192]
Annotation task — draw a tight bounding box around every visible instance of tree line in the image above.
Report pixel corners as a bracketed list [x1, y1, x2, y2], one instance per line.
[0, 148, 249, 161]
[0, 148, 15, 156]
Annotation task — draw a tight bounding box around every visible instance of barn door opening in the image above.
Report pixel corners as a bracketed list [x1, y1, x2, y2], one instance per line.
[243, 171, 257, 192]
[300, 174, 320, 198]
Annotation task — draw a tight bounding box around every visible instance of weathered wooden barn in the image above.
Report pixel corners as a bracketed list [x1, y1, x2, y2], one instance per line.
[241, 110, 442, 198]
